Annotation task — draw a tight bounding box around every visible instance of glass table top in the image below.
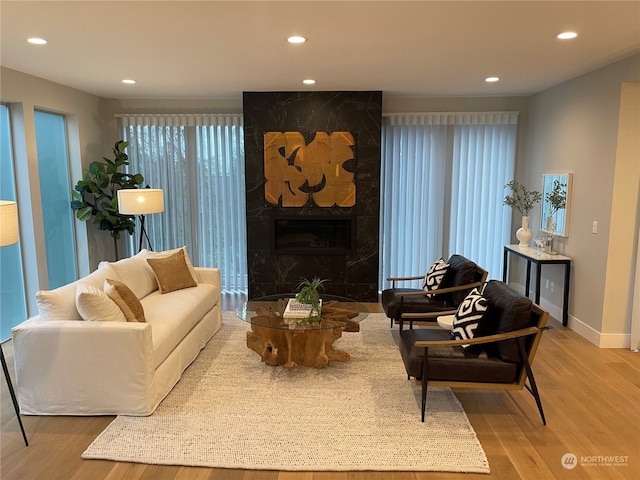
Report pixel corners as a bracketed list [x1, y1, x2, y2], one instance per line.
[236, 293, 369, 331]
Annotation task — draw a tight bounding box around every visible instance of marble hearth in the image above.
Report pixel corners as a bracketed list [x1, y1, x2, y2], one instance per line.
[243, 91, 382, 302]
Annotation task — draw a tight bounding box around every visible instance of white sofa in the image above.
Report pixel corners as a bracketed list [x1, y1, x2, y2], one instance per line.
[11, 248, 222, 416]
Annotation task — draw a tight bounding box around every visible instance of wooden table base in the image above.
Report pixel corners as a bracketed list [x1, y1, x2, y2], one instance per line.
[245, 301, 360, 368]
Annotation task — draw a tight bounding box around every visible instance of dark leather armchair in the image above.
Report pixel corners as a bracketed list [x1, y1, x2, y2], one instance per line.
[382, 254, 488, 330]
[399, 280, 549, 424]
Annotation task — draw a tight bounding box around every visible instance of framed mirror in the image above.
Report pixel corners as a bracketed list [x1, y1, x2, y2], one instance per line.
[541, 173, 573, 237]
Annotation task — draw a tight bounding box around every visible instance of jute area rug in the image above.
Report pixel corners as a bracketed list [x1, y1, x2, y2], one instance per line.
[82, 312, 489, 473]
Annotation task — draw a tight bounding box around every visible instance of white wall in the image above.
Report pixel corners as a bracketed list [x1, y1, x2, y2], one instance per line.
[524, 55, 640, 346]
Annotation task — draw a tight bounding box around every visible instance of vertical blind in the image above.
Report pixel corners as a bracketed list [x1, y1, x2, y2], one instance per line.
[118, 111, 516, 294]
[380, 112, 518, 289]
[118, 114, 247, 292]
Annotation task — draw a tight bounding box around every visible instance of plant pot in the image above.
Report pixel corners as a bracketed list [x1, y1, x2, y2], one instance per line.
[516, 216, 532, 247]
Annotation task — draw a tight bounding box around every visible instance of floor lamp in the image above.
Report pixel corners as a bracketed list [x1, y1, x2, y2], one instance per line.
[0, 200, 29, 446]
[117, 189, 165, 252]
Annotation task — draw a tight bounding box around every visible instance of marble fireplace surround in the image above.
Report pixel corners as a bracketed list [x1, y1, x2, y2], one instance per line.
[243, 91, 382, 302]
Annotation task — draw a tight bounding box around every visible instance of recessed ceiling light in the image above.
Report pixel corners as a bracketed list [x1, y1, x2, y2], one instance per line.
[287, 36, 307, 44]
[485, 77, 500, 83]
[302, 79, 316, 85]
[122, 79, 136, 84]
[557, 31, 578, 40]
[27, 37, 47, 45]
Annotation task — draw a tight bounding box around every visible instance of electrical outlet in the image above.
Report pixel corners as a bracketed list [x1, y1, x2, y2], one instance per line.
[550, 281, 555, 292]
[592, 221, 598, 234]
[545, 279, 549, 289]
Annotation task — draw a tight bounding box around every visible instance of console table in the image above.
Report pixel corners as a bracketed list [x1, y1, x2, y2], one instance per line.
[502, 244, 571, 326]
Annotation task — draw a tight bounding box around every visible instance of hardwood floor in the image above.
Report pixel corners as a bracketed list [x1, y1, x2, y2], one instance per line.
[2, 299, 639, 480]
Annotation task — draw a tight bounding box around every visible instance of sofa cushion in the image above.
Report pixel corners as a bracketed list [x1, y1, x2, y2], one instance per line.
[483, 280, 533, 363]
[381, 288, 454, 320]
[399, 328, 518, 383]
[104, 279, 146, 322]
[36, 264, 120, 321]
[76, 283, 127, 322]
[100, 249, 157, 300]
[146, 248, 198, 294]
[142, 283, 218, 368]
[439, 255, 479, 305]
[451, 288, 489, 351]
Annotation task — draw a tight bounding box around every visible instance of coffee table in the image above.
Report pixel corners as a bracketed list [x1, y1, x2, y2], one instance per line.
[236, 294, 368, 368]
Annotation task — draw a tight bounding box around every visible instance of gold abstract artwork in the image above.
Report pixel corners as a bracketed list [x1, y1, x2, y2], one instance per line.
[264, 131, 356, 207]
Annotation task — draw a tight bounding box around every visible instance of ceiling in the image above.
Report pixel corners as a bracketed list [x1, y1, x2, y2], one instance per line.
[1, 1, 639, 99]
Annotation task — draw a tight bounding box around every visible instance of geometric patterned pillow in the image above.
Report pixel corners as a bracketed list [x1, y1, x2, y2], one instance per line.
[451, 288, 489, 350]
[423, 258, 450, 298]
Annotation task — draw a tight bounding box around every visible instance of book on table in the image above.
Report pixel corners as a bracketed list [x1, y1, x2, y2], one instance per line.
[283, 298, 322, 320]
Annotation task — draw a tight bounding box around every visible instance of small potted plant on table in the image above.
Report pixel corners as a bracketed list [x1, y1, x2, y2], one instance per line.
[294, 277, 327, 323]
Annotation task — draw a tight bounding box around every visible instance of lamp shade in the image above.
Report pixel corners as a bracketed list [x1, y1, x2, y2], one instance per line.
[117, 189, 164, 215]
[0, 200, 19, 247]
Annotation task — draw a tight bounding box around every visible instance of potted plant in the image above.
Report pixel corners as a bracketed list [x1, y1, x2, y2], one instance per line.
[71, 140, 144, 259]
[503, 180, 542, 246]
[295, 276, 328, 322]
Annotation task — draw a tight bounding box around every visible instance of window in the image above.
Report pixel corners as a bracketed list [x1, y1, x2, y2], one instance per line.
[34, 110, 78, 288]
[379, 112, 517, 288]
[0, 104, 27, 341]
[119, 114, 247, 292]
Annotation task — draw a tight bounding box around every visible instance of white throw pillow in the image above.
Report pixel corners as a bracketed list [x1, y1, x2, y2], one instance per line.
[76, 283, 127, 322]
[99, 249, 157, 299]
[36, 284, 81, 321]
[36, 264, 120, 321]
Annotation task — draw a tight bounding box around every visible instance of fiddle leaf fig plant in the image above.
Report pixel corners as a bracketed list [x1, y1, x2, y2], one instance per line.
[71, 140, 144, 259]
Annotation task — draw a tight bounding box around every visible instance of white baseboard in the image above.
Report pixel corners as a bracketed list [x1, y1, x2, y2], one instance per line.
[507, 282, 631, 349]
[567, 317, 631, 348]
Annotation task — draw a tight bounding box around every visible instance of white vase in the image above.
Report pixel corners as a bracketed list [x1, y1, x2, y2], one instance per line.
[516, 216, 532, 246]
[546, 215, 554, 232]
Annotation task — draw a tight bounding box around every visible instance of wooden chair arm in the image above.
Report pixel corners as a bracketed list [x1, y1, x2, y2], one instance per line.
[393, 281, 484, 298]
[413, 326, 543, 348]
[386, 275, 424, 288]
[387, 275, 424, 282]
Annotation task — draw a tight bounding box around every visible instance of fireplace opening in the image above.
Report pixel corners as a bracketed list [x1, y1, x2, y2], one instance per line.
[272, 217, 355, 255]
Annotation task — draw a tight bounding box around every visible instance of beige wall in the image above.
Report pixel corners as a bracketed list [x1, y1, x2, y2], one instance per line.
[605, 81, 640, 342]
[524, 55, 640, 346]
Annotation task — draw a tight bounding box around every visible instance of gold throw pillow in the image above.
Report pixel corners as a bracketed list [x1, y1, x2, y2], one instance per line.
[104, 279, 146, 322]
[146, 248, 198, 294]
